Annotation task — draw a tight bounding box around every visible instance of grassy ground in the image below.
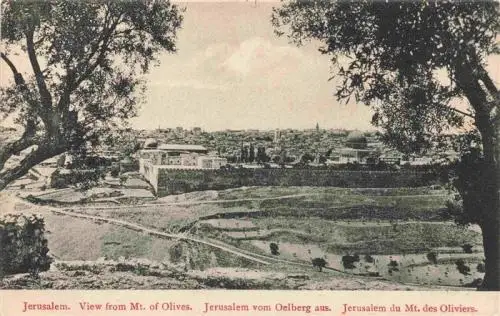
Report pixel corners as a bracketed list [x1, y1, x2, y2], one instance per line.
[2, 186, 481, 289]
[243, 217, 481, 254]
[42, 212, 177, 261]
[72, 186, 453, 234]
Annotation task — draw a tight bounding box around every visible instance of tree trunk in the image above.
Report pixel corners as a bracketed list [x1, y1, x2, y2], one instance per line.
[479, 218, 500, 290]
[456, 66, 499, 290]
[0, 145, 62, 191]
[476, 92, 500, 290]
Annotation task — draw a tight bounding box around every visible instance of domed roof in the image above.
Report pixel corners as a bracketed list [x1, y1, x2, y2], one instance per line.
[143, 138, 158, 148]
[345, 131, 368, 149]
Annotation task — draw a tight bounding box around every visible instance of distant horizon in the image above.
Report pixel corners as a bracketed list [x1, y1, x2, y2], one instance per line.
[134, 125, 380, 133]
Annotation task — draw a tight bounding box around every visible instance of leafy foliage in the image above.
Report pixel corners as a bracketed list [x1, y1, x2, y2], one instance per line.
[311, 257, 327, 272]
[269, 242, 279, 255]
[0, 0, 183, 189]
[0, 214, 52, 277]
[273, 0, 500, 290]
[426, 251, 438, 265]
[272, 0, 499, 154]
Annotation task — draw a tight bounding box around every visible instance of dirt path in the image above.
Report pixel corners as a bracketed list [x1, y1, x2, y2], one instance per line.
[48, 207, 271, 265]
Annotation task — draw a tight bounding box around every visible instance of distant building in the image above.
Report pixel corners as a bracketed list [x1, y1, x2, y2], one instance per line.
[328, 131, 379, 164]
[157, 144, 208, 154]
[143, 138, 158, 149]
[197, 156, 227, 169]
[138, 142, 226, 174]
[274, 129, 281, 143]
[345, 131, 368, 149]
[329, 148, 377, 164]
[400, 157, 432, 166]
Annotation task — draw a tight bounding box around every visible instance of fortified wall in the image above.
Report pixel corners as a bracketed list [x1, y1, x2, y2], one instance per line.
[141, 160, 440, 197]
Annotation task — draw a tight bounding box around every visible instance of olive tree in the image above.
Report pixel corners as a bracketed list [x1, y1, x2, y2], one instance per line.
[272, 0, 499, 290]
[0, 0, 183, 190]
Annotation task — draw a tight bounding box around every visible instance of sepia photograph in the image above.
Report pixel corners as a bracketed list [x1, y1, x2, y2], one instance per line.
[0, 0, 499, 296]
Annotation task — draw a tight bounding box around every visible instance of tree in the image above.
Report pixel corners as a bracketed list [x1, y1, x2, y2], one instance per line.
[256, 146, 269, 163]
[249, 143, 255, 163]
[269, 242, 279, 255]
[273, 0, 499, 290]
[240, 144, 248, 163]
[311, 257, 327, 272]
[300, 152, 315, 164]
[0, 0, 183, 190]
[103, 128, 141, 159]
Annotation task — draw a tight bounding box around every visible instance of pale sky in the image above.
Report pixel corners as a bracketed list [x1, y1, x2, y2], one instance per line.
[2, 2, 498, 132]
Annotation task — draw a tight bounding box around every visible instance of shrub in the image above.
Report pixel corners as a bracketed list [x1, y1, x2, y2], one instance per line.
[342, 254, 360, 269]
[110, 168, 120, 178]
[312, 258, 327, 272]
[461, 244, 473, 254]
[455, 259, 471, 276]
[388, 260, 399, 272]
[0, 214, 52, 277]
[364, 254, 375, 263]
[168, 243, 184, 264]
[269, 243, 279, 255]
[464, 278, 483, 288]
[476, 262, 486, 273]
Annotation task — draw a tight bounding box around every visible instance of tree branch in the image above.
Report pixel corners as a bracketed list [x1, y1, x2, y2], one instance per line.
[0, 136, 36, 172]
[76, 14, 123, 86]
[57, 12, 122, 125]
[0, 144, 61, 191]
[0, 53, 24, 85]
[448, 106, 475, 119]
[479, 65, 498, 99]
[1, 52, 38, 135]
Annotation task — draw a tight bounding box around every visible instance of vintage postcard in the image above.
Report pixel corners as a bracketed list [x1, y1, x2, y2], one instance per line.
[0, 0, 499, 315]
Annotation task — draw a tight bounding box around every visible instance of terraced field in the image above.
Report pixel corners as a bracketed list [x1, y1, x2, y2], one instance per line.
[3, 185, 484, 289]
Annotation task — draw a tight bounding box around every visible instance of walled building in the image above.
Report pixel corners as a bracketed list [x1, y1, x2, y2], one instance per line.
[328, 131, 380, 164]
[138, 142, 227, 193]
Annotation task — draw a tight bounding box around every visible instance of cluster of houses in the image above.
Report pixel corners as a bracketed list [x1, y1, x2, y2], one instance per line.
[137, 139, 227, 173]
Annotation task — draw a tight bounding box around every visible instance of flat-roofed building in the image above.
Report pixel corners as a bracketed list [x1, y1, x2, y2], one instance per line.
[197, 156, 227, 169]
[157, 144, 208, 154]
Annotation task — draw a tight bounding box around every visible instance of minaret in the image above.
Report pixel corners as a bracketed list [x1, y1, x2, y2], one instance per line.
[274, 129, 281, 143]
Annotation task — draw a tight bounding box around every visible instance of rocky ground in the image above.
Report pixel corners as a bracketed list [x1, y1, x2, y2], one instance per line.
[1, 260, 455, 290]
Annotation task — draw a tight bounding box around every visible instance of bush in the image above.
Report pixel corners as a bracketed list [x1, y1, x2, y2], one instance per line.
[476, 262, 485, 273]
[0, 214, 52, 277]
[51, 169, 101, 189]
[364, 254, 375, 263]
[342, 254, 360, 269]
[110, 167, 120, 178]
[312, 258, 327, 272]
[426, 252, 438, 264]
[269, 243, 279, 255]
[388, 260, 399, 272]
[455, 259, 471, 276]
[168, 243, 184, 264]
[461, 244, 473, 254]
